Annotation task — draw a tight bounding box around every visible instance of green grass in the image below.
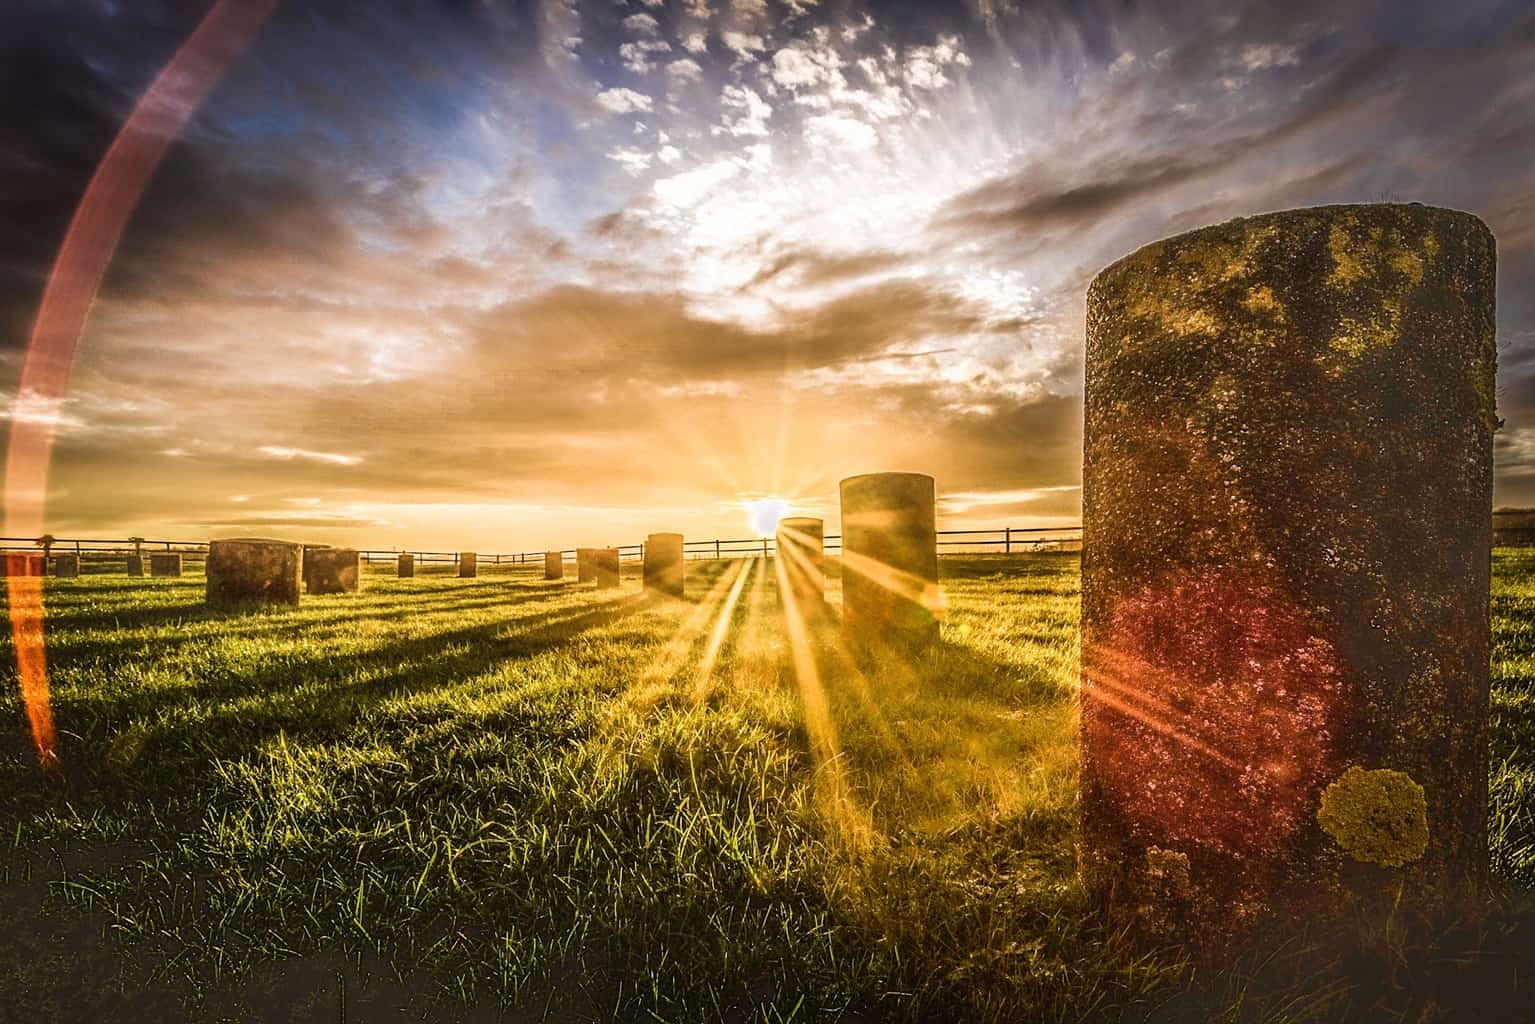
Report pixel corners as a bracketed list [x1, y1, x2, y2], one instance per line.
[0, 552, 1531, 1022]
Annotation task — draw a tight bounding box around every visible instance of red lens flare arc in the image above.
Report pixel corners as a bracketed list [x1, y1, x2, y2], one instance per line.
[4, 0, 278, 772]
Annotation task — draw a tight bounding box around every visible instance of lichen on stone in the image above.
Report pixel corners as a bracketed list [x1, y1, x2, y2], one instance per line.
[1317, 766, 1429, 867]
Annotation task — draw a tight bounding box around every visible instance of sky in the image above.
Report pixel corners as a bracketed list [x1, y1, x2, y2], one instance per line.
[1, 0, 1533, 552]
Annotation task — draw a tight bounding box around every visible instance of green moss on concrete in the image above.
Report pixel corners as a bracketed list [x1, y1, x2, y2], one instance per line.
[1317, 766, 1429, 867]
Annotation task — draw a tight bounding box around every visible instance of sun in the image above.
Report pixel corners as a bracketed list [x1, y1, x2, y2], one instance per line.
[744, 497, 790, 537]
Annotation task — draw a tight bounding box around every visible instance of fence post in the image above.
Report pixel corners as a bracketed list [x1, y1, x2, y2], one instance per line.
[1005, 527, 1011, 555]
[715, 539, 721, 559]
[762, 537, 769, 558]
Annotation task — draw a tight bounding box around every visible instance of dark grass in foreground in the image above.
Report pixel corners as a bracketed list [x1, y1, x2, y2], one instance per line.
[0, 553, 1531, 1022]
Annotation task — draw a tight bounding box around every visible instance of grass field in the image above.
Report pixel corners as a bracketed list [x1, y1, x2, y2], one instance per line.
[2, 551, 1533, 1022]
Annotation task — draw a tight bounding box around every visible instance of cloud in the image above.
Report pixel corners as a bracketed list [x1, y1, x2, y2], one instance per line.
[257, 446, 363, 466]
[666, 57, 704, 87]
[596, 86, 655, 113]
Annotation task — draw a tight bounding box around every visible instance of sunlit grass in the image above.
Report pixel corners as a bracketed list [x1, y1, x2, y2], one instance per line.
[0, 552, 1530, 1021]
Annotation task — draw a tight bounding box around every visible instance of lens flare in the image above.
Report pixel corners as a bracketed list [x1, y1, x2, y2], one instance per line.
[745, 498, 790, 537]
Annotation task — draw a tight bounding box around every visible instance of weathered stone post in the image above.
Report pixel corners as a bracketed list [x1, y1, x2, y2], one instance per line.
[397, 553, 414, 578]
[126, 555, 145, 577]
[595, 547, 621, 589]
[2, 554, 45, 576]
[1080, 204, 1497, 944]
[576, 548, 597, 583]
[642, 533, 684, 598]
[51, 554, 80, 578]
[776, 517, 826, 616]
[149, 553, 182, 577]
[458, 552, 477, 578]
[206, 539, 302, 607]
[838, 473, 940, 648]
[304, 548, 361, 594]
[544, 551, 563, 581]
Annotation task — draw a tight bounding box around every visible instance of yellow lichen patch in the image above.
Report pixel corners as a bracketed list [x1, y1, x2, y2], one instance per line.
[1328, 310, 1398, 358]
[1317, 766, 1429, 867]
[1242, 285, 1285, 319]
[1327, 224, 1370, 288]
[1124, 288, 1222, 338]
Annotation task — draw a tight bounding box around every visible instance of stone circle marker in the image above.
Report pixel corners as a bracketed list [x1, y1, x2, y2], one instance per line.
[51, 554, 80, 578]
[304, 547, 361, 594]
[544, 551, 563, 581]
[149, 553, 182, 577]
[776, 517, 825, 616]
[127, 555, 145, 576]
[576, 548, 597, 583]
[397, 553, 415, 578]
[1079, 203, 1497, 943]
[839, 472, 939, 648]
[642, 533, 684, 597]
[458, 551, 477, 578]
[2, 554, 45, 576]
[595, 547, 621, 589]
[206, 539, 302, 607]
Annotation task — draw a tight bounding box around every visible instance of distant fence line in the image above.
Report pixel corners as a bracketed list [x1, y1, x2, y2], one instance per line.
[0, 524, 1084, 569]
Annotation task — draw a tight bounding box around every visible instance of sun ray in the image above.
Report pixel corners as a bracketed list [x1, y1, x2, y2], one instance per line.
[837, 547, 946, 613]
[692, 556, 755, 701]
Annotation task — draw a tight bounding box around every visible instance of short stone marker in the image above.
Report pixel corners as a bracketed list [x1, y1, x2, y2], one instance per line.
[149, 553, 182, 577]
[1079, 203, 1497, 945]
[544, 551, 563, 581]
[51, 554, 80, 578]
[642, 533, 684, 597]
[304, 547, 361, 594]
[576, 547, 597, 583]
[838, 472, 940, 649]
[397, 553, 415, 578]
[458, 551, 477, 578]
[206, 539, 302, 607]
[1, 554, 45, 577]
[776, 517, 825, 616]
[595, 547, 621, 589]
[126, 555, 145, 576]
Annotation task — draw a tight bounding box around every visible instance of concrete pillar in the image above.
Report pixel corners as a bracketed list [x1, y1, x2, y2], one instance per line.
[1080, 204, 1497, 944]
[51, 554, 80, 578]
[127, 555, 145, 577]
[2, 554, 45, 577]
[149, 553, 182, 577]
[206, 539, 302, 607]
[776, 517, 825, 616]
[838, 473, 939, 648]
[642, 533, 684, 597]
[544, 551, 563, 581]
[458, 552, 477, 578]
[595, 547, 621, 589]
[304, 547, 361, 594]
[576, 548, 597, 583]
[397, 553, 415, 578]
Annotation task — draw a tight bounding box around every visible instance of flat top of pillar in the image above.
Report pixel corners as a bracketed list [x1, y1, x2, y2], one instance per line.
[1092, 202, 1493, 290]
[779, 517, 823, 527]
[647, 532, 683, 542]
[212, 537, 302, 549]
[840, 471, 935, 491]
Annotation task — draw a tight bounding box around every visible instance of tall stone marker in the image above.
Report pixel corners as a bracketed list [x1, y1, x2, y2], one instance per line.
[642, 533, 685, 598]
[305, 547, 361, 594]
[1080, 204, 1497, 944]
[576, 548, 597, 583]
[458, 552, 477, 578]
[397, 553, 415, 578]
[595, 547, 621, 589]
[127, 555, 145, 577]
[206, 539, 302, 607]
[149, 553, 183, 577]
[544, 551, 564, 581]
[838, 473, 940, 649]
[51, 554, 80, 578]
[777, 517, 826, 617]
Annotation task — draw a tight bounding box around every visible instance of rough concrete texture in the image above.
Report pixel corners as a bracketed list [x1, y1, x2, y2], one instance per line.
[595, 548, 621, 589]
[642, 533, 685, 597]
[206, 539, 302, 607]
[148, 553, 182, 578]
[458, 552, 477, 578]
[544, 551, 564, 581]
[305, 548, 361, 595]
[777, 517, 826, 616]
[126, 555, 144, 577]
[51, 555, 79, 578]
[397, 554, 414, 578]
[1080, 204, 1496, 945]
[839, 473, 940, 648]
[576, 548, 597, 583]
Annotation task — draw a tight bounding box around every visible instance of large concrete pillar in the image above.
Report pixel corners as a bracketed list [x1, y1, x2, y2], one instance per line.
[576, 548, 597, 583]
[642, 533, 684, 597]
[51, 554, 80, 578]
[838, 473, 940, 648]
[304, 547, 361, 594]
[206, 539, 302, 607]
[397, 553, 415, 578]
[776, 517, 825, 617]
[595, 547, 621, 589]
[149, 553, 182, 577]
[1080, 204, 1497, 944]
[544, 551, 564, 581]
[458, 552, 477, 578]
